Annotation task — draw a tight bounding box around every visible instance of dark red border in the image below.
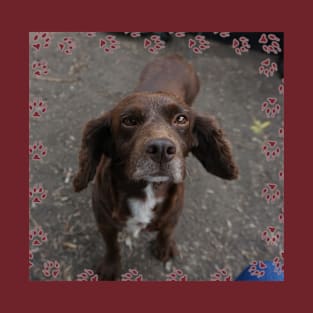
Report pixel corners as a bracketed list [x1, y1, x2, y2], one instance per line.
[2, 1, 312, 311]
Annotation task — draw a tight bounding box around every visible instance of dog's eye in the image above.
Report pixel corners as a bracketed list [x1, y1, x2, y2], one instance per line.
[122, 117, 138, 127]
[174, 114, 189, 126]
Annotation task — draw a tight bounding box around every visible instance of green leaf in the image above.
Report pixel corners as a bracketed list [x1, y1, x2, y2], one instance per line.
[250, 119, 271, 134]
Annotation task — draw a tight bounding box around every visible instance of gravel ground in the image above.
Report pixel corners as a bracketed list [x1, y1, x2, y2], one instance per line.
[29, 32, 284, 281]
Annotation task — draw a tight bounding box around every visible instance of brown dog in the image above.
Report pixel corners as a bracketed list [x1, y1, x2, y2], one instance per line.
[73, 55, 239, 280]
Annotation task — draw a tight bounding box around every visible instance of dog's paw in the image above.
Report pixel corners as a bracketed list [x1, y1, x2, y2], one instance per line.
[151, 239, 179, 263]
[96, 260, 121, 281]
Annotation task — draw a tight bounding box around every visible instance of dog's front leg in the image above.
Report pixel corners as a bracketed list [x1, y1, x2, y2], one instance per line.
[153, 224, 179, 263]
[96, 224, 121, 280]
[152, 183, 184, 263]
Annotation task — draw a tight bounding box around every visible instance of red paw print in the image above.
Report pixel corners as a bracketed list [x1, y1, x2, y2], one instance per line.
[261, 183, 281, 204]
[124, 32, 141, 38]
[76, 269, 98, 281]
[57, 37, 76, 55]
[121, 269, 143, 281]
[166, 268, 187, 281]
[278, 78, 284, 95]
[188, 35, 210, 54]
[261, 97, 281, 118]
[210, 268, 232, 281]
[29, 183, 48, 204]
[259, 58, 278, 77]
[259, 33, 282, 54]
[86, 32, 96, 37]
[130, 32, 141, 38]
[278, 125, 284, 138]
[248, 260, 267, 278]
[32, 32, 53, 52]
[29, 250, 33, 268]
[29, 141, 47, 160]
[42, 260, 60, 278]
[169, 32, 186, 38]
[261, 226, 281, 246]
[278, 207, 284, 224]
[232, 36, 250, 55]
[279, 169, 284, 181]
[99, 35, 121, 54]
[273, 251, 284, 274]
[29, 226, 48, 246]
[144, 35, 166, 54]
[32, 60, 49, 77]
[213, 32, 231, 38]
[29, 98, 48, 118]
[262, 140, 281, 161]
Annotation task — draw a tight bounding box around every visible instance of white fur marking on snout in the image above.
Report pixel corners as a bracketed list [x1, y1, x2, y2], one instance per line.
[127, 184, 163, 238]
[146, 176, 169, 183]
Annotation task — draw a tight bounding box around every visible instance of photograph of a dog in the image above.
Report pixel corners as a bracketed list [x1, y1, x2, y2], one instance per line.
[73, 55, 239, 280]
[29, 33, 284, 281]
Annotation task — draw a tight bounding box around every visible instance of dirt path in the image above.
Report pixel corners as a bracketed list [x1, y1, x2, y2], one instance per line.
[29, 33, 283, 281]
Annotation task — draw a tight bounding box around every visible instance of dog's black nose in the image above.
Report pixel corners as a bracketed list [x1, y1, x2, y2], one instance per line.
[145, 138, 176, 163]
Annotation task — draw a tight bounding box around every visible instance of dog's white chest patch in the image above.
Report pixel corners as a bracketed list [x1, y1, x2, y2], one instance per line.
[126, 183, 163, 238]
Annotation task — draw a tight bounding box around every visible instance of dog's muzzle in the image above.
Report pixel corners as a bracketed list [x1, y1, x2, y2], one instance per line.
[132, 137, 184, 183]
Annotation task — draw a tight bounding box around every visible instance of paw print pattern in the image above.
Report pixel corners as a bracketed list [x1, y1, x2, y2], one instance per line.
[29, 141, 47, 160]
[261, 226, 281, 246]
[188, 35, 210, 54]
[169, 32, 186, 38]
[29, 98, 48, 118]
[76, 269, 98, 281]
[259, 58, 278, 77]
[29, 250, 33, 268]
[42, 260, 60, 278]
[262, 140, 281, 161]
[261, 97, 281, 118]
[210, 268, 232, 281]
[278, 126, 284, 138]
[279, 169, 284, 181]
[232, 36, 250, 55]
[29, 226, 48, 246]
[261, 183, 281, 204]
[32, 60, 49, 77]
[121, 268, 143, 281]
[99, 35, 121, 54]
[259, 33, 282, 54]
[124, 32, 141, 38]
[273, 251, 284, 274]
[278, 207, 284, 224]
[29, 184, 47, 204]
[143, 35, 166, 54]
[213, 32, 231, 38]
[165, 268, 187, 281]
[86, 32, 96, 37]
[57, 37, 76, 55]
[278, 78, 284, 95]
[248, 260, 267, 278]
[32, 32, 53, 52]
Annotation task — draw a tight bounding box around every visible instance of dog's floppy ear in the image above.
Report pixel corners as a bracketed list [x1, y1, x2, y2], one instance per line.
[191, 113, 239, 180]
[73, 113, 112, 192]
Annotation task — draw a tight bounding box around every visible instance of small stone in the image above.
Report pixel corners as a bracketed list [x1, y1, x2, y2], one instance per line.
[165, 261, 173, 272]
[226, 220, 232, 228]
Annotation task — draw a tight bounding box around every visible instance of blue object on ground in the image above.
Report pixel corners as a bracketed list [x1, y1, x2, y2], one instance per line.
[236, 260, 284, 281]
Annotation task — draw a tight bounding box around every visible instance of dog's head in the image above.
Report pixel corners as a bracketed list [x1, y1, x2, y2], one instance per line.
[73, 92, 238, 191]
